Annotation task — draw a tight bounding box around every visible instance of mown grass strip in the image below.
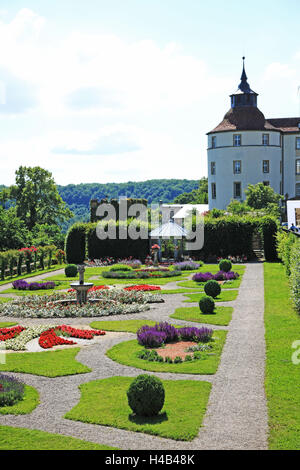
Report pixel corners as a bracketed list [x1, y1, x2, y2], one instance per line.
[264, 262, 300, 450]
[65, 376, 211, 441]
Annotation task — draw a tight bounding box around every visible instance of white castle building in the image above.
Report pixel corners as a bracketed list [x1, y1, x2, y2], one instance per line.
[207, 58, 300, 210]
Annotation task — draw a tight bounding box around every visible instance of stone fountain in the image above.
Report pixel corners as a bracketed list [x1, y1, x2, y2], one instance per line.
[70, 265, 93, 305]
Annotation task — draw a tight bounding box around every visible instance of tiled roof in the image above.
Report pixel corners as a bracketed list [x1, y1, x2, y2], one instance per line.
[266, 118, 300, 133]
[208, 107, 300, 134]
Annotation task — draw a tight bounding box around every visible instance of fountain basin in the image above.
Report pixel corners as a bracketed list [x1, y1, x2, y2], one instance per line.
[70, 282, 94, 305]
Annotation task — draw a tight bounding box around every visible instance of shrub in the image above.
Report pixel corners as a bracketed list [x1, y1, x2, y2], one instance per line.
[276, 230, 296, 276]
[290, 240, 300, 313]
[174, 356, 183, 363]
[0, 374, 25, 407]
[109, 264, 133, 272]
[127, 374, 165, 417]
[65, 223, 86, 264]
[219, 259, 232, 272]
[204, 280, 221, 298]
[199, 296, 215, 314]
[65, 264, 78, 278]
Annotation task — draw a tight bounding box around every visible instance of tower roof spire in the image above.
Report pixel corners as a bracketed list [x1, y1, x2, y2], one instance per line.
[238, 56, 251, 93]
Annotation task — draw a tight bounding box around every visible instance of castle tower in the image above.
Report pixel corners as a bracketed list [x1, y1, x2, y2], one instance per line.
[207, 58, 300, 210]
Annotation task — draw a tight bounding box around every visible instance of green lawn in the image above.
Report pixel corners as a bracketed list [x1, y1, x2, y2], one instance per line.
[0, 297, 14, 304]
[0, 425, 117, 450]
[65, 376, 212, 441]
[158, 288, 203, 294]
[170, 306, 234, 326]
[264, 262, 300, 450]
[0, 385, 39, 415]
[90, 319, 159, 333]
[0, 348, 91, 377]
[183, 289, 238, 303]
[0, 322, 17, 328]
[106, 331, 227, 375]
[0, 265, 66, 287]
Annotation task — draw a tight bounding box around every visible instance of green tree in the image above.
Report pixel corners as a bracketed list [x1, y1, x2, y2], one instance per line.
[10, 166, 73, 230]
[245, 183, 283, 210]
[227, 199, 252, 215]
[0, 207, 31, 250]
[173, 177, 208, 204]
[31, 223, 65, 249]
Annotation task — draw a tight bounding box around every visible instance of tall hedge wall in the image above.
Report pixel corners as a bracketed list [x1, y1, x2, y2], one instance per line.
[87, 222, 149, 260]
[191, 216, 278, 261]
[65, 216, 278, 263]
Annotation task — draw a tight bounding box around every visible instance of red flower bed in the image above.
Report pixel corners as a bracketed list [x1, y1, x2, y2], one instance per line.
[67, 285, 109, 293]
[38, 325, 106, 349]
[0, 326, 26, 342]
[124, 285, 161, 292]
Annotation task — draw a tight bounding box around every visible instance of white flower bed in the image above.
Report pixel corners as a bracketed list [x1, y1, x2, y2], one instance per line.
[4, 325, 52, 351]
[0, 289, 157, 318]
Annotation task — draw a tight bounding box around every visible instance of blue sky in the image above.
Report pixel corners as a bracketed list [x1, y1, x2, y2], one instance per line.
[0, 1, 299, 185]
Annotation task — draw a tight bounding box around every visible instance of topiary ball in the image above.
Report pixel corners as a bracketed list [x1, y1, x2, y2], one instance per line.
[219, 259, 232, 273]
[65, 264, 78, 278]
[127, 374, 165, 417]
[204, 280, 221, 298]
[199, 295, 215, 314]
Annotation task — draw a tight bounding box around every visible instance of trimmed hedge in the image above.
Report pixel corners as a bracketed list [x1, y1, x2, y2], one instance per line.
[191, 216, 278, 261]
[65, 223, 86, 264]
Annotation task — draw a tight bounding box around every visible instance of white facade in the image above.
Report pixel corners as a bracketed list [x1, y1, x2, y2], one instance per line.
[208, 130, 284, 210]
[207, 61, 300, 210]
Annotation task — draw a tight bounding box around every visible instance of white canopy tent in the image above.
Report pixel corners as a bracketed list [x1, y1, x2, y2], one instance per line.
[149, 220, 189, 260]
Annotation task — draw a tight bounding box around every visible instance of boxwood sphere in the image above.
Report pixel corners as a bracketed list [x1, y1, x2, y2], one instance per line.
[127, 374, 165, 417]
[219, 259, 232, 273]
[65, 264, 78, 277]
[199, 295, 215, 314]
[204, 280, 221, 298]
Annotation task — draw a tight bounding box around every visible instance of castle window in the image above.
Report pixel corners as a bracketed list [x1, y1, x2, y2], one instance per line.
[211, 136, 216, 148]
[296, 137, 300, 150]
[263, 160, 270, 173]
[296, 159, 300, 175]
[263, 181, 270, 186]
[211, 162, 216, 175]
[233, 134, 241, 147]
[233, 160, 241, 174]
[211, 183, 216, 199]
[296, 183, 300, 197]
[233, 182, 241, 198]
[262, 134, 269, 146]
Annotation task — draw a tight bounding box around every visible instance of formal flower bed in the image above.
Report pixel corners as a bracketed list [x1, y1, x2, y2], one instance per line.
[0, 324, 106, 351]
[0, 326, 25, 342]
[12, 280, 56, 291]
[0, 289, 162, 318]
[137, 322, 213, 348]
[124, 285, 161, 292]
[192, 271, 240, 283]
[174, 261, 202, 271]
[68, 285, 109, 293]
[0, 374, 25, 407]
[136, 322, 214, 364]
[102, 269, 181, 279]
[39, 325, 106, 349]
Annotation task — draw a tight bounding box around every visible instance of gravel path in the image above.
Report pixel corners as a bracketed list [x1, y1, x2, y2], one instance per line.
[0, 263, 268, 450]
